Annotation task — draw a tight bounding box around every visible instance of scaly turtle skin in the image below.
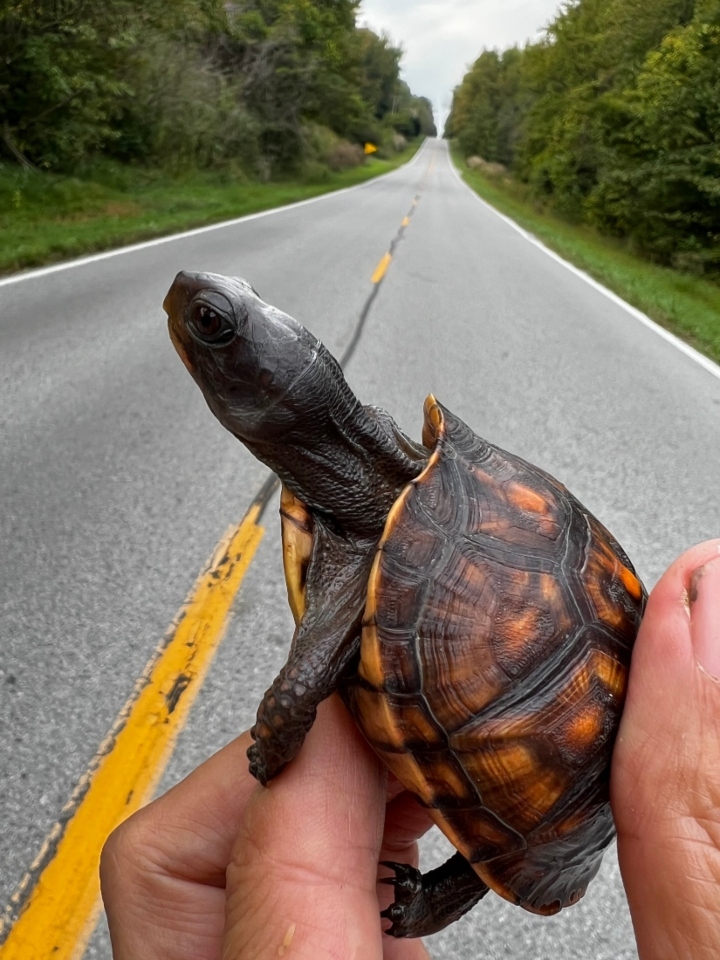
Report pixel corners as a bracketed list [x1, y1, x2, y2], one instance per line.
[163, 271, 646, 939]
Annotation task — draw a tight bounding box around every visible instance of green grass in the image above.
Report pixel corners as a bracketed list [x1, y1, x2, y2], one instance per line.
[0, 142, 422, 276]
[451, 145, 720, 366]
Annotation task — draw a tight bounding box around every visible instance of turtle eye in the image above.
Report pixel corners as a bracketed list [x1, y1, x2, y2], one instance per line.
[188, 303, 234, 345]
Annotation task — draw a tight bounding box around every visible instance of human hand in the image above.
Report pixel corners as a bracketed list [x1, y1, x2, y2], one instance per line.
[612, 539, 720, 960]
[100, 694, 433, 960]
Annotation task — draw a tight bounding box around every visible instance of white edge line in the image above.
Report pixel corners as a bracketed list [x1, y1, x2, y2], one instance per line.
[448, 153, 720, 384]
[0, 141, 429, 289]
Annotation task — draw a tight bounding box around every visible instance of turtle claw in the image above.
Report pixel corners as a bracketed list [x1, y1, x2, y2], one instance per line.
[379, 853, 490, 938]
[248, 675, 320, 785]
[379, 861, 424, 938]
[246, 729, 291, 786]
[246, 740, 270, 786]
[380, 861, 423, 892]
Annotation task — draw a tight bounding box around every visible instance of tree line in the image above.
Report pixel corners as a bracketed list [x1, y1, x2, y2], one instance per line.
[0, 0, 436, 177]
[445, 0, 720, 275]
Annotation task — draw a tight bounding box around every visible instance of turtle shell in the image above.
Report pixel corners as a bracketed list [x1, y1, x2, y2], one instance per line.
[346, 396, 645, 915]
[279, 482, 314, 627]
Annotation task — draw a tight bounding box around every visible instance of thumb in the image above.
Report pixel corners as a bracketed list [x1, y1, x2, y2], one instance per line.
[221, 695, 387, 960]
[611, 539, 720, 960]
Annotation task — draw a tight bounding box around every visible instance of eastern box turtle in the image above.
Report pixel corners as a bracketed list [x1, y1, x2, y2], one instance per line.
[163, 272, 646, 938]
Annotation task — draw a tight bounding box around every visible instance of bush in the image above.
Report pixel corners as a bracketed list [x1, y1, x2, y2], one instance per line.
[327, 141, 364, 170]
[109, 39, 262, 174]
[466, 156, 507, 177]
[299, 159, 331, 184]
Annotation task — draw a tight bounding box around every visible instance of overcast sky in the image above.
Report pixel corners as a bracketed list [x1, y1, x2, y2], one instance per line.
[359, 0, 563, 130]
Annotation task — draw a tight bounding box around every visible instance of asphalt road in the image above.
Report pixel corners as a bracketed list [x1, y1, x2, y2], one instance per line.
[2, 138, 720, 959]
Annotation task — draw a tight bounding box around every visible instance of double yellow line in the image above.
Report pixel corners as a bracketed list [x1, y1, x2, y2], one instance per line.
[0, 156, 435, 960]
[0, 508, 265, 958]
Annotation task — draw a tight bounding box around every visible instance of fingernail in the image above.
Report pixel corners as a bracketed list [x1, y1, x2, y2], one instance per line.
[690, 556, 720, 678]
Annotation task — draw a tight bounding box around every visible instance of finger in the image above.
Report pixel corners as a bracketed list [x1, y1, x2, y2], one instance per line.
[612, 539, 720, 824]
[223, 694, 389, 960]
[378, 792, 435, 960]
[611, 539, 720, 960]
[377, 791, 434, 908]
[102, 732, 258, 960]
[382, 791, 435, 860]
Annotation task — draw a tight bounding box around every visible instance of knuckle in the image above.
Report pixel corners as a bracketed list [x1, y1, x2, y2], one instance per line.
[100, 809, 153, 888]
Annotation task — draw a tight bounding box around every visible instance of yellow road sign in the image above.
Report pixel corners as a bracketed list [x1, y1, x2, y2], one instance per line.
[364, 142, 378, 155]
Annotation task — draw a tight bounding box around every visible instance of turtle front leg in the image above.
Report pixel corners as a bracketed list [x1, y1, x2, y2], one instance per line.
[248, 525, 373, 785]
[248, 626, 360, 784]
[380, 853, 489, 938]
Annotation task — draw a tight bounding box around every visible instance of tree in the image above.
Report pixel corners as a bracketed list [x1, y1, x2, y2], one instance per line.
[0, 0, 206, 169]
[588, 0, 720, 267]
[447, 0, 719, 272]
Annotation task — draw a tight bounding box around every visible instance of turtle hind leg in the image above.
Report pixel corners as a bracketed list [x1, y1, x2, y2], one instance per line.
[380, 852, 489, 938]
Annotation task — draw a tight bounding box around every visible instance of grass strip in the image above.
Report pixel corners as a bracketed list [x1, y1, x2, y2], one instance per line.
[450, 144, 720, 366]
[0, 142, 422, 277]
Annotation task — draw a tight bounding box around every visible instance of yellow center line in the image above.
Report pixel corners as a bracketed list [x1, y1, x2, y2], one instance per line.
[401, 216, 410, 228]
[0, 507, 265, 960]
[371, 252, 392, 285]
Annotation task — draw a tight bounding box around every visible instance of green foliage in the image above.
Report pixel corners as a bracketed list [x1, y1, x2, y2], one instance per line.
[1, 0, 434, 177]
[354, 30, 436, 142]
[0, 0, 204, 169]
[588, 5, 720, 270]
[358, 28, 403, 121]
[0, 140, 422, 274]
[446, 47, 529, 166]
[109, 38, 262, 173]
[210, 0, 369, 171]
[447, 0, 720, 276]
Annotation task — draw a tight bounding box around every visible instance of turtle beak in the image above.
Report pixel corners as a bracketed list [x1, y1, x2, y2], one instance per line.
[163, 270, 203, 317]
[163, 271, 201, 374]
[167, 318, 195, 374]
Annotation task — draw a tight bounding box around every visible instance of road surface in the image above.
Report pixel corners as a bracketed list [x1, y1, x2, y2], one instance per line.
[2, 138, 720, 959]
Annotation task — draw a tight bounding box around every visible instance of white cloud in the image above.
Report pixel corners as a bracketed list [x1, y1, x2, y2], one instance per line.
[359, 0, 562, 127]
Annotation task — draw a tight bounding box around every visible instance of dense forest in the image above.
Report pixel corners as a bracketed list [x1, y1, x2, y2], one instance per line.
[445, 0, 720, 275]
[0, 0, 435, 178]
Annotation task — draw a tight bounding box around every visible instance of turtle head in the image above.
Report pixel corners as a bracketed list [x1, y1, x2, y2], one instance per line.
[164, 270, 422, 536]
[163, 271, 325, 444]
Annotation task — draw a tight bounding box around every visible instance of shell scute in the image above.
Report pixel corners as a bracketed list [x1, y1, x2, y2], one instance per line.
[583, 532, 644, 634]
[412, 449, 456, 526]
[459, 459, 568, 551]
[381, 494, 445, 568]
[409, 751, 479, 808]
[414, 552, 503, 728]
[435, 802, 527, 863]
[374, 632, 422, 695]
[373, 554, 429, 634]
[458, 737, 570, 833]
[385, 697, 447, 751]
[490, 575, 575, 679]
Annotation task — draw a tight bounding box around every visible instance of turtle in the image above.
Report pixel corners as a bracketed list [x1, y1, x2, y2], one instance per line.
[163, 270, 646, 939]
